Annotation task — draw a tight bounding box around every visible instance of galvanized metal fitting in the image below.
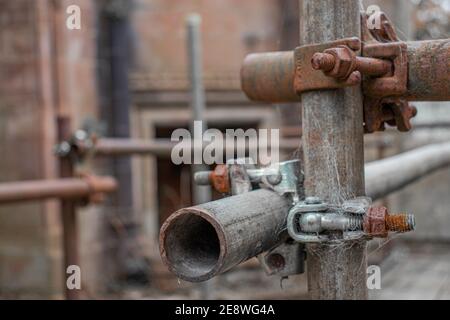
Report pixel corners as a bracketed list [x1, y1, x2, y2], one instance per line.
[287, 197, 415, 243]
[258, 241, 305, 278]
[54, 129, 97, 160]
[194, 159, 303, 202]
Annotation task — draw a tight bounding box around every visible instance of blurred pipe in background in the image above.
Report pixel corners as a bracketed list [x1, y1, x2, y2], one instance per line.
[186, 12, 214, 300]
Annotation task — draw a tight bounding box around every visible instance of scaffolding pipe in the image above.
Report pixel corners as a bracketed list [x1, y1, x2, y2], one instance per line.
[0, 177, 117, 204]
[159, 189, 289, 282]
[159, 142, 450, 282]
[80, 138, 302, 157]
[366, 142, 450, 200]
[186, 13, 213, 299]
[241, 39, 450, 104]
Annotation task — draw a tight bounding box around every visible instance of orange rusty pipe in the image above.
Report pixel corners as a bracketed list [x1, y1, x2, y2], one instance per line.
[240, 51, 299, 103]
[0, 176, 117, 204]
[405, 39, 450, 101]
[241, 39, 450, 103]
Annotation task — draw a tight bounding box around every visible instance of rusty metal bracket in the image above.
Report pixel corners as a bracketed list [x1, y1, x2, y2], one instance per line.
[361, 11, 416, 133]
[292, 11, 416, 133]
[293, 37, 361, 94]
[240, 11, 450, 133]
[362, 42, 407, 98]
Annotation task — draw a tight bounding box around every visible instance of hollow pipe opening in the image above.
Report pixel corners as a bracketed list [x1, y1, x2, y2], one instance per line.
[160, 209, 225, 282]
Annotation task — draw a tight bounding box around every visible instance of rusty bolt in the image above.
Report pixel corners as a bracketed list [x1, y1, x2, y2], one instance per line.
[363, 206, 415, 238]
[312, 45, 392, 82]
[210, 164, 230, 194]
[312, 45, 357, 80]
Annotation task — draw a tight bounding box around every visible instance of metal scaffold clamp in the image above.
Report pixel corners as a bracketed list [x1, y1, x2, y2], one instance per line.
[287, 196, 416, 243]
[195, 158, 304, 203]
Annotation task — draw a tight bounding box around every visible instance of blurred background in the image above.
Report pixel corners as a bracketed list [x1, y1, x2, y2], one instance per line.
[0, 0, 449, 299]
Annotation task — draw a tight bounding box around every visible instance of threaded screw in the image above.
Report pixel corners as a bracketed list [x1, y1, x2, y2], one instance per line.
[346, 216, 364, 231]
[386, 213, 415, 233]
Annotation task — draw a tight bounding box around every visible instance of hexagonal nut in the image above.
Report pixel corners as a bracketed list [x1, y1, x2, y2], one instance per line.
[210, 164, 230, 194]
[324, 45, 356, 79]
[363, 206, 388, 238]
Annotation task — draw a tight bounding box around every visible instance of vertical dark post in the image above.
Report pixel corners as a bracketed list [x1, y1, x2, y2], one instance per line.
[108, 5, 133, 210]
[57, 116, 80, 300]
[299, 0, 367, 299]
[99, 1, 146, 285]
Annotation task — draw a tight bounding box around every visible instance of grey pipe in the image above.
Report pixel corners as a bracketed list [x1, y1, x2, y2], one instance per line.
[365, 142, 450, 200]
[159, 189, 289, 282]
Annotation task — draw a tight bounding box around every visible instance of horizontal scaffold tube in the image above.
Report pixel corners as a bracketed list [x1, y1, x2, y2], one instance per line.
[0, 176, 117, 204]
[365, 142, 450, 200]
[241, 39, 450, 103]
[80, 138, 302, 157]
[159, 189, 290, 282]
[160, 142, 450, 282]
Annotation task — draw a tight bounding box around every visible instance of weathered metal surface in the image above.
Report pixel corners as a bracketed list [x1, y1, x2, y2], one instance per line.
[363, 206, 388, 238]
[227, 162, 253, 196]
[75, 137, 301, 158]
[80, 138, 175, 157]
[241, 41, 449, 105]
[240, 51, 298, 103]
[362, 42, 408, 98]
[311, 44, 391, 79]
[260, 241, 305, 277]
[159, 189, 290, 282]
[0, 176, 117, 204]
[195, 160, 302, 201]
[405, 39, 450, 101]
[299, 0, 367, 300]
[294, 38, 361, 93]
[363, 206, 415, 238]
[364, 98, 418, 133]
[209, 164, 230, 194]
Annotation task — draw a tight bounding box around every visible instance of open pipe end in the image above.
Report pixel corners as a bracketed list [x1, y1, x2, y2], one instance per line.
[159, 208, 226, 282]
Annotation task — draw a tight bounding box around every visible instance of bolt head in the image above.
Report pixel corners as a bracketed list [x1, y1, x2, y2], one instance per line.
[324, 45, 356, 79]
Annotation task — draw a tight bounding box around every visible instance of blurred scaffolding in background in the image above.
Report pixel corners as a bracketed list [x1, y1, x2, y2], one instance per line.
[0, 0, 449, 299]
